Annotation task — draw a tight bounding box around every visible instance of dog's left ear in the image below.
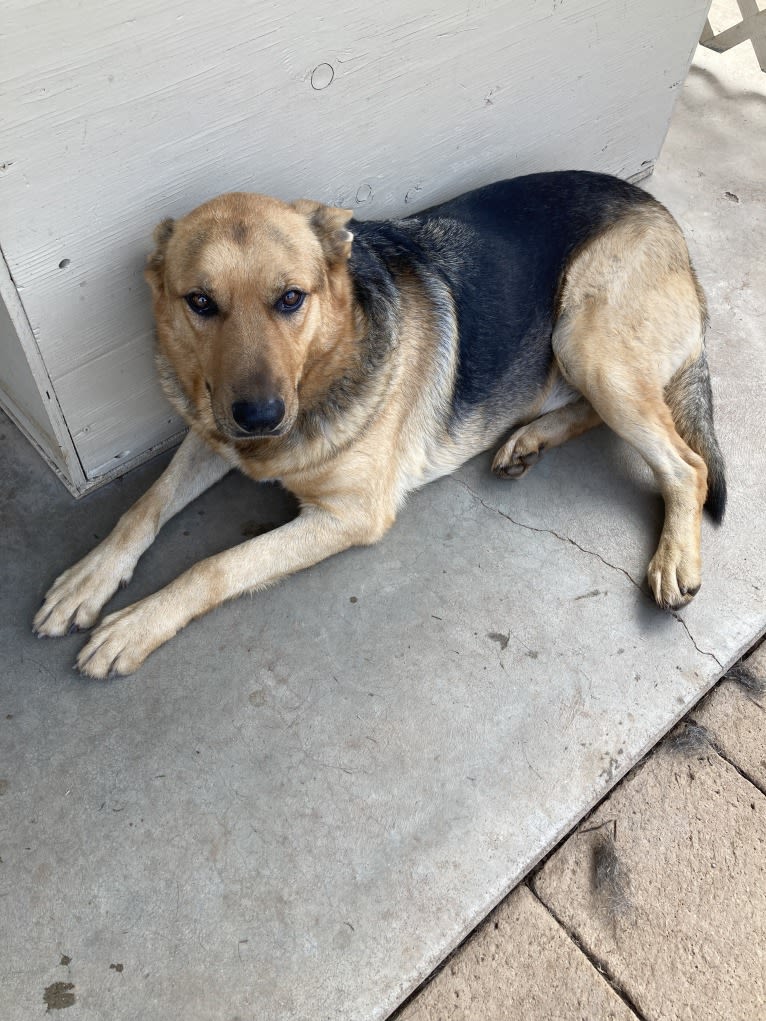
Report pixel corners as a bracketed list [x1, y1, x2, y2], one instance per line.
[144, 217, 176, 296]
[293, 200, 353, 263]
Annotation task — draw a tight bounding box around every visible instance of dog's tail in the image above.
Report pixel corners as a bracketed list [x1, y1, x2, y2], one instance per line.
[664, 338, 727, 523]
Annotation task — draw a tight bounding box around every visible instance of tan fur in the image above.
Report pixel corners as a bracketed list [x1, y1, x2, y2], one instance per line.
[33, 191, 716, 676]
[493, 398, 602, 478]
[551, 206, 708, 607]
[33, 196, 470, 676]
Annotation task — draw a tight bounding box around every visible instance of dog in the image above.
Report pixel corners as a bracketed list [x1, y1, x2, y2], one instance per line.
[33, 171, 726, 678]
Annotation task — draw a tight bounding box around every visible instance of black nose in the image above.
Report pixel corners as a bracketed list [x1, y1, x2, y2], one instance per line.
[231, 398, 285, 434]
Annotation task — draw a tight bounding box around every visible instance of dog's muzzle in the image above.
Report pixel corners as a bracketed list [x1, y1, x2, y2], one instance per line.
[231, 397, 286, 435]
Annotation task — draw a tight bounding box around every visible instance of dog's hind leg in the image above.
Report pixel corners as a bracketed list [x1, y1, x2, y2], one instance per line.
[549, 202, 725, 610]
[553, 306, 709, 610]
[492, 398, 602, 479]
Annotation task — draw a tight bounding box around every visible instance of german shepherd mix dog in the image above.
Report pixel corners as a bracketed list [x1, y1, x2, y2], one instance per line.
[34, 172, 726, 678]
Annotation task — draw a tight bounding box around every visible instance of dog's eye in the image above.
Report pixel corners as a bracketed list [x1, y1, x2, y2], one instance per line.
[275, 289, 306, 314]
[185, 292, 218, 317]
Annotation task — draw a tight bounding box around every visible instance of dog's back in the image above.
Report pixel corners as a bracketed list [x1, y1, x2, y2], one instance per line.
[353, 172, 660, 423]
[351, 171, 725, 531]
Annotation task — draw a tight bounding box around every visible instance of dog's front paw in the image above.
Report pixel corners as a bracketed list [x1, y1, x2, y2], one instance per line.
[76, 600, 169, 679]
[647, 539, 701, 611]
[33, 545, 134, 638]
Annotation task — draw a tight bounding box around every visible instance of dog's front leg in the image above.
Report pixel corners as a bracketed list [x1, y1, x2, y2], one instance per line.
[74, 503, 381, 678]
[33, 430, 231, 638]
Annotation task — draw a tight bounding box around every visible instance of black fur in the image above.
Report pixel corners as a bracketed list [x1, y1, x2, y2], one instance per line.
[353, 171, 659, 425]
[665, 348, 727, 522]
[350, 171, 726, 518]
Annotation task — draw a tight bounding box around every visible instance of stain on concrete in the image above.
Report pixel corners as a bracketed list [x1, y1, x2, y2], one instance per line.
[0, 779, 8, 795]
[43, 981, 75, 1011]
[599, 754, 620, 781]
[248, 689, 267, 707]
[574, 589, 603, 601]
[109, 962, 124, 973]
[486, 631, 509, 650]
[59, 955, 71, 966]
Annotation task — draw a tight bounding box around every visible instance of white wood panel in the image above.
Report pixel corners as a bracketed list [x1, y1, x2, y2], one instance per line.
[0, 0, 711, 481]
[0, 248, 86, 489]
[0, 295, 58, 465]
[53, 333, 184, 476]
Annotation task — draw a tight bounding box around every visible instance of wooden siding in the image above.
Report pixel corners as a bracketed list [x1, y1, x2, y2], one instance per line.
[0, 0, 711, 488]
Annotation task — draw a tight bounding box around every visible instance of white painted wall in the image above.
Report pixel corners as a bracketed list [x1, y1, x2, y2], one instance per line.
[0, 294, 60, 467]
[0, 0, 711, 492]
[0, 251, 85, 487]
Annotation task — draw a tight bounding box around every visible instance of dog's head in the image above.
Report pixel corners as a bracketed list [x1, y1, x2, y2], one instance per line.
[145, 192, 355, 439]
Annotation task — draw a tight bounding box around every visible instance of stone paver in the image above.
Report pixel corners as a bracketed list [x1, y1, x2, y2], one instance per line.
[532, 739, 766, 1021]
[394, 885, 636, 1021]
[693, 640, 766, 792]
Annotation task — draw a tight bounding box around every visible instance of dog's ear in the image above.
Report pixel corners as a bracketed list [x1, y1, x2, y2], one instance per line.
[293, 200, 353, 263]
[144, 218, 176, 295]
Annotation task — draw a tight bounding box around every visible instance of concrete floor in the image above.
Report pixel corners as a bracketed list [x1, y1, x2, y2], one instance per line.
[2, 42, 765, 1021]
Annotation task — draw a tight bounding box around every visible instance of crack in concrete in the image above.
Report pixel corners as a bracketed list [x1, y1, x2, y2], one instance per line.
[451, 475, 723, 669]
[669, 611, 723, 669]
[452, 475, 643, 588]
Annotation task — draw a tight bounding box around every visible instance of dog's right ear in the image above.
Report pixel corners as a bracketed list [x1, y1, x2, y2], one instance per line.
[144, 218, 175, 295]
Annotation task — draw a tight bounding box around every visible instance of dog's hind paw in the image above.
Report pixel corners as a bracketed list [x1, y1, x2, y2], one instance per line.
[492, 428, 545, 480]
[647, 540, 701, 611]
